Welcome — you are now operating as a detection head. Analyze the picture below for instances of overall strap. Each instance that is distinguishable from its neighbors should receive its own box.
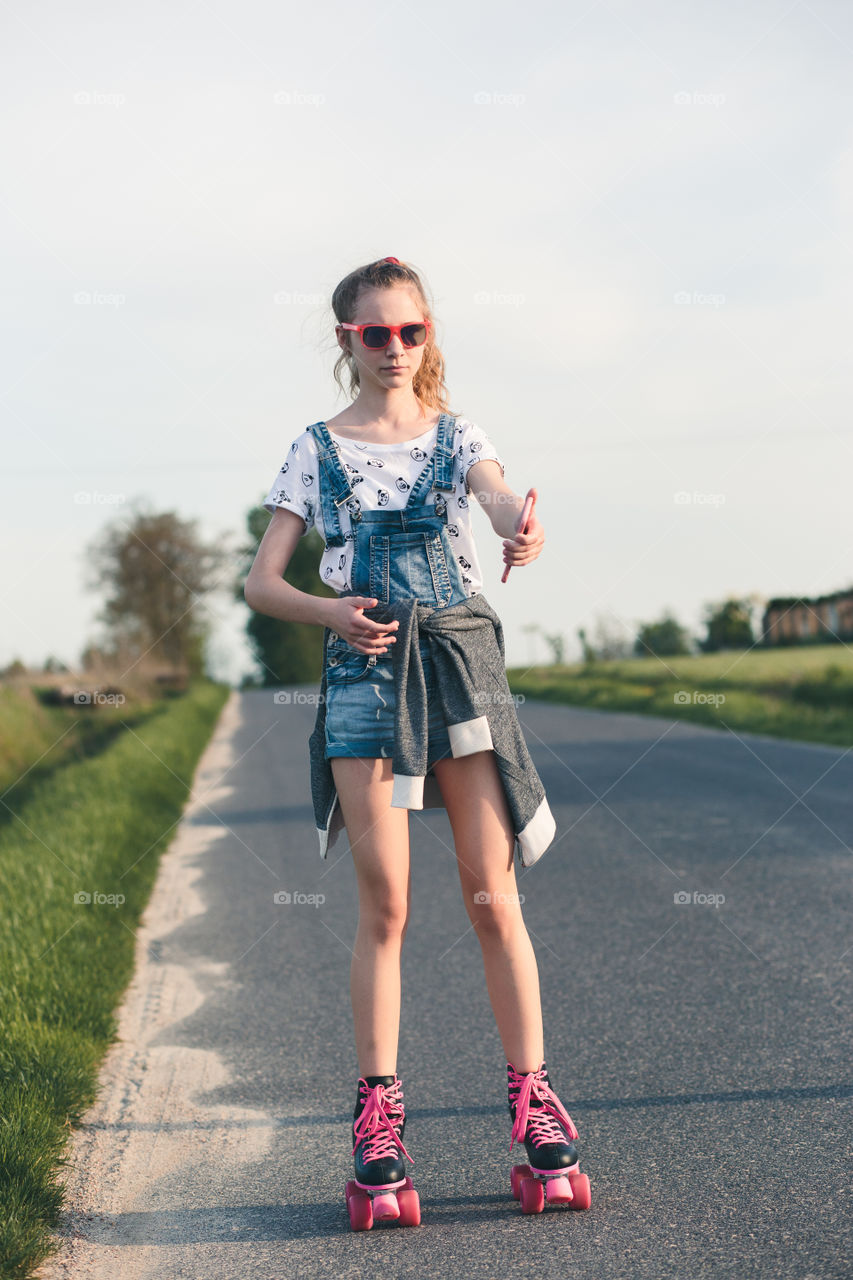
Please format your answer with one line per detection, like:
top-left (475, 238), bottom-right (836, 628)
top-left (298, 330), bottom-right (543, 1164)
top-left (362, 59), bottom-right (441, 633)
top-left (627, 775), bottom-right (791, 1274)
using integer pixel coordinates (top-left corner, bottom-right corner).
top-left (432, 411), bottom-right (457, 492)
top-left (405, 413), bottom-right (457, 509)
top-left (308, 421), bottom-right (357, 548)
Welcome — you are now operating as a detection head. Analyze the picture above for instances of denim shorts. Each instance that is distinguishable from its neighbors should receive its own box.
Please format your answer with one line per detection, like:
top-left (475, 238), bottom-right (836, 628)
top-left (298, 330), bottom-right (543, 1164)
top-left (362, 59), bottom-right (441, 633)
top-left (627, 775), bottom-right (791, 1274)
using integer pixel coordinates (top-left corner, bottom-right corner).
top-left (323, 632), bottom-right (453, 764)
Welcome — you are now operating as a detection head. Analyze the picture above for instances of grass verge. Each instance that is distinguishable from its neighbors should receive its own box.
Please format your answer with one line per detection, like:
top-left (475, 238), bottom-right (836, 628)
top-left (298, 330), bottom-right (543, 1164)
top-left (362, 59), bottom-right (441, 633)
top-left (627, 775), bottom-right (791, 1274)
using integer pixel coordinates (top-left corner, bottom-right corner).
top-left (0, 678), bottom-right (230, 1280)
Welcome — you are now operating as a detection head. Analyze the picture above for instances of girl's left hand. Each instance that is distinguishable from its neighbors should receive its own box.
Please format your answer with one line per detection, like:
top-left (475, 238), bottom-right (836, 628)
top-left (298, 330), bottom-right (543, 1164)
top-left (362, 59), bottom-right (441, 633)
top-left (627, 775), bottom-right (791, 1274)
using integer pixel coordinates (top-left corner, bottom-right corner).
top-left (502, 487), bottom-right (544, 568)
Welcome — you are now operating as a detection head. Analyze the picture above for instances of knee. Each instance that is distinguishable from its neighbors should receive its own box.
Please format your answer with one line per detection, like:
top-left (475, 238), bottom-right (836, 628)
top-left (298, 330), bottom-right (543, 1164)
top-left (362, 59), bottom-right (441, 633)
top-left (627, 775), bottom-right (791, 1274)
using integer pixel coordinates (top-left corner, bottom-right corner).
top-left (468, 892), bottom-right (524, 943)
top-left (359, 896), bottom-right (409, 945)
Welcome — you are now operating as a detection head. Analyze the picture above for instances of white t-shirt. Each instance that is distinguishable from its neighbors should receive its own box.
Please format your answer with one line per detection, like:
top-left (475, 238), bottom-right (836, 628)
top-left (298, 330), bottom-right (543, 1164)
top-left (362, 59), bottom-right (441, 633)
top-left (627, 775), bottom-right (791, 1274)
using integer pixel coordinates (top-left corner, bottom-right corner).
top-left (263, 417), bottom-right (505, 596)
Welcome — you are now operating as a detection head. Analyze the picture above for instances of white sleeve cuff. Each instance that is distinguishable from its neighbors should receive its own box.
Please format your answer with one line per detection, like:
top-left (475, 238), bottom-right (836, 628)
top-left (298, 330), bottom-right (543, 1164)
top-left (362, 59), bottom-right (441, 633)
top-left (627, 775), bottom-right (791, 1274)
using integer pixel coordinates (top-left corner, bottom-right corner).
top-left (391, 773), bottom-right (425, 809)
top-left (448, 715), bottom-right (493, 757)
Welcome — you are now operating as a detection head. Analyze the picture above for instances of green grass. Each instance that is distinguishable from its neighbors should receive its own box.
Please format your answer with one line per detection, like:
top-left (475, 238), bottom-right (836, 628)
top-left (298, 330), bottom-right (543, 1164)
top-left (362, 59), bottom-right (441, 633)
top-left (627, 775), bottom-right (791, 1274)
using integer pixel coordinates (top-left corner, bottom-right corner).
top-left (0, 678), bottom-right (230, 1280)
top-left (0, 682), bottom-right (171, 801)
top-left (506, 644), bottom-right (853, 747)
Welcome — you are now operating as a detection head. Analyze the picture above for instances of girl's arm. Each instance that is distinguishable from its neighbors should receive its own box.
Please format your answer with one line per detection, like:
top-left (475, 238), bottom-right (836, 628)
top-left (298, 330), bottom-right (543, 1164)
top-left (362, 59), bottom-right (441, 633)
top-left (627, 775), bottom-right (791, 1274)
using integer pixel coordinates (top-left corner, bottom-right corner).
top-left (245, 508), bottom-right (399, 652)
top-left (467, 460), bottom-right (545, 569)
top-left (245, 509), bottom-right (337, 626)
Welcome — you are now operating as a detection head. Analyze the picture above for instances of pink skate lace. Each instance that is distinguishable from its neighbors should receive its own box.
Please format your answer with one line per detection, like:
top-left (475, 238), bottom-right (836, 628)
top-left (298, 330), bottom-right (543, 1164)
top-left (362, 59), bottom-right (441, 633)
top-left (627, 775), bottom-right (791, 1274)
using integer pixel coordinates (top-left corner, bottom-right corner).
top-left (351, 1077), bottom-right (414, 1165)
top-left (508, 1062), bottom-right (579, 1152)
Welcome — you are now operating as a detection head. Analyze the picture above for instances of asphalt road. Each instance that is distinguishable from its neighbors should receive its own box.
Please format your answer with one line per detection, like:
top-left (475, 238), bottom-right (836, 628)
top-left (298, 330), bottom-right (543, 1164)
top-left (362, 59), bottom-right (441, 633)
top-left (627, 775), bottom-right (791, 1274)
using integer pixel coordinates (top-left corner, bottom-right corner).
top-left (45, 686), bottom-right (853, 1280)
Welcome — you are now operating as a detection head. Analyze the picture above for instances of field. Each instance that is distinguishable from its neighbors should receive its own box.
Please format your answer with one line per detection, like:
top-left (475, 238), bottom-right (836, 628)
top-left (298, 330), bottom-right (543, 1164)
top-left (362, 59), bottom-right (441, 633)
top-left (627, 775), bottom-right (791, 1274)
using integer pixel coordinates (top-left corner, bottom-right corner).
top-left (506, 643), bottom-right (853, 747)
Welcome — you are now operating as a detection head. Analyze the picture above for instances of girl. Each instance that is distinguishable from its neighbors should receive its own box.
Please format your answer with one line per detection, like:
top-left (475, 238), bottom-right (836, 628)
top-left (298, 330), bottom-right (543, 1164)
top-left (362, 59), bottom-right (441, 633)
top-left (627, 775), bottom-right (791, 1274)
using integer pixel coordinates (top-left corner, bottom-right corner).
top-left (245, 257), bottom-right (589, 1224)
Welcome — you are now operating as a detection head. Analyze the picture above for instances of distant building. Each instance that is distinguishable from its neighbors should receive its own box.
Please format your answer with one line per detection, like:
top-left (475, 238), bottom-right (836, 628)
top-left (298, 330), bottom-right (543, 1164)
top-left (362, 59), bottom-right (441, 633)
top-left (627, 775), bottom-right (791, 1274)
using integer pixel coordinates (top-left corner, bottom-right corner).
top-left (762, 588), bottom-right (853, 645)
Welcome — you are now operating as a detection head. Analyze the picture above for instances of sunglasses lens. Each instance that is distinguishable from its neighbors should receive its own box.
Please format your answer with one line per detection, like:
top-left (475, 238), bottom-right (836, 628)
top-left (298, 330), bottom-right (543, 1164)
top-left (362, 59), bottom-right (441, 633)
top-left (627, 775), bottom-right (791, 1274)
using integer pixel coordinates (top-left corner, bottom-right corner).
top-left (401, 323), bottom-right (427, 348)
top-left (362, 326), bottom-right (391, 348)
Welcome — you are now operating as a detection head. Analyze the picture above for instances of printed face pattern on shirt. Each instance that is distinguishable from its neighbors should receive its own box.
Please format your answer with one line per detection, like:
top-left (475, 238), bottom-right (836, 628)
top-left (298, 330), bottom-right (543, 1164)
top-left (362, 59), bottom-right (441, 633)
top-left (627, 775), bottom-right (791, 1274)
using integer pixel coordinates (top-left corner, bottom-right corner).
top-left (263, 418), bottom-right (505, 597)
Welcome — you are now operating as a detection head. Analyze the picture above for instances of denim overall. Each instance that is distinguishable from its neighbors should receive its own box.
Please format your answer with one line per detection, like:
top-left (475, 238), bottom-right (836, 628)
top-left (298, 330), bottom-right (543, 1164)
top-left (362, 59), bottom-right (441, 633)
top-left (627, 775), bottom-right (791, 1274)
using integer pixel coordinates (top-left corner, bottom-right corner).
top-left (309, 413), bottom-right (469, 752)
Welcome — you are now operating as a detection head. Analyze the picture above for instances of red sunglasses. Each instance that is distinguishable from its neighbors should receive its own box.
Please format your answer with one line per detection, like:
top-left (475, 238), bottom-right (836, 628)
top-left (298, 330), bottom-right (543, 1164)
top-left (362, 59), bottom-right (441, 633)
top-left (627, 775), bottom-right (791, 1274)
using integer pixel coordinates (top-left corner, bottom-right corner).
top-left (340, 319), bottom-right (431, 350)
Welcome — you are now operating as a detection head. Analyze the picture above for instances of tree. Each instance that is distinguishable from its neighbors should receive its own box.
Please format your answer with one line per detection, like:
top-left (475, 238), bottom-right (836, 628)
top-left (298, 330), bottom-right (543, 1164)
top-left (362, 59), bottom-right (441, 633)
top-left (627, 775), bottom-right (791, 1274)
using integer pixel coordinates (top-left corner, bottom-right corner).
top-left (42, 655), bottom-right (69, 673)
top-left (80, 644), bottom-right (107, 671)
top-left (577, 626), bottom-right (596, 666)
top-left (590, 611), bottom-right (634, 661)
top-left (0, 658), bottom-right (27, 680)
top-left (85, 501), bottom-right (228, 676)
top-left (634, 610), bottom-right (691, 657)
top-left (236, 505), bottom-right (336, 685)
top-left (541, 632), bottom-right (567, 664)
top-left (699, 597), bottom-right (755, 652)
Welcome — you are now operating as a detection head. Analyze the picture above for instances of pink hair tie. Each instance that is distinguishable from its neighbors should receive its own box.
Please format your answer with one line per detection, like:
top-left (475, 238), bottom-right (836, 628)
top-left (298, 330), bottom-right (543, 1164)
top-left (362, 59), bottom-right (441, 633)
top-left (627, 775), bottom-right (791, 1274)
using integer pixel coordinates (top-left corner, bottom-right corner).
top-left (383, 256), bottom-right (401, 264)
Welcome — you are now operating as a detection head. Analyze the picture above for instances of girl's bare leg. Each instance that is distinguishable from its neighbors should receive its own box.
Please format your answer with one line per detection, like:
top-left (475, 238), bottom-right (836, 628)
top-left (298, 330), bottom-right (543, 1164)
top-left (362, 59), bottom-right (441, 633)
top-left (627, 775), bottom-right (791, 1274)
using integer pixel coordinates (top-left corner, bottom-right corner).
top-left (331, 756), bottom-right (411, 1077)
top-left (431, 751), bottom-right (545, 1071)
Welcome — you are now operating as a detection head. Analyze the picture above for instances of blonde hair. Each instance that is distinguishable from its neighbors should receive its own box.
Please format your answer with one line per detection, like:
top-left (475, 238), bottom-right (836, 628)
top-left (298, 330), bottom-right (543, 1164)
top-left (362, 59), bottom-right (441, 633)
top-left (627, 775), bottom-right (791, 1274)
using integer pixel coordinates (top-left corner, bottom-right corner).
top-left (331, 257), bottom-right (458, 415)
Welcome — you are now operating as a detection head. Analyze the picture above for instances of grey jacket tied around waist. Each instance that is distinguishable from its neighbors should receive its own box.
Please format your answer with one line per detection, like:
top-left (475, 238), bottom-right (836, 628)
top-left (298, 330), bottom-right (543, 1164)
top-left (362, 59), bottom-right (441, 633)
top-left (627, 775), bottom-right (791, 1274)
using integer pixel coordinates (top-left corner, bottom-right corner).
top-left (308, 593), bottom-right (557, 868)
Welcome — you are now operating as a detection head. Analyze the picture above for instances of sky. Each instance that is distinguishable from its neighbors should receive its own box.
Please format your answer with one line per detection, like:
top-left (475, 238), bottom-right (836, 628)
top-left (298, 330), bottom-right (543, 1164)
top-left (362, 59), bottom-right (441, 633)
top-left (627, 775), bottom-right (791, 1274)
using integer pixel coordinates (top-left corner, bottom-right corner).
top-left (2, 0), bottom-right (851, 683)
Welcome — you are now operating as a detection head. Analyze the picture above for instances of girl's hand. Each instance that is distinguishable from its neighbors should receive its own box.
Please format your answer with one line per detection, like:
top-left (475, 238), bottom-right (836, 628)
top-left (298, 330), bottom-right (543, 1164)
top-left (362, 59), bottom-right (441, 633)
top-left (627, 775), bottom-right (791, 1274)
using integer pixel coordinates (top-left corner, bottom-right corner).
top-left (327, 596), bottom-right (399, 654)
top-left (502, 487), bottom-right (544, 570)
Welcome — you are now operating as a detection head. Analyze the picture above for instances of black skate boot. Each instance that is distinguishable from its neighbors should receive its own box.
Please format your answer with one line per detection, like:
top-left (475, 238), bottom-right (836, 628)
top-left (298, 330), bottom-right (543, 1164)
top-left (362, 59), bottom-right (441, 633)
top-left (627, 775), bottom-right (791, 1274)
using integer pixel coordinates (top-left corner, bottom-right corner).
top-left (507, 1060), bottom-right (591, 1213)
top-left (346, 1073), bottom-right (417, 1226)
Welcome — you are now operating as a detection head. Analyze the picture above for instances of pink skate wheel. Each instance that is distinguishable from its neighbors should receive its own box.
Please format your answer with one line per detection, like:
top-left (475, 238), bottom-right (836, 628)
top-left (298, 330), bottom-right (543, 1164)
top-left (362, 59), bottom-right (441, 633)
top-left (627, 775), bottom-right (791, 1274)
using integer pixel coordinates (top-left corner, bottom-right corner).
top-left (511, 1164), bottom-right (532, 1201)
top-left (520, 1176), bottom-right (545, 1214)
top-left (397, 1188), bottom-right (421, 1227)
top-left (545, 1174), bottom-right (573, 1204)
top-left (372, 1191), bottom-right (401, 1220)
top-left (346, 1186), bottom-right (373, 1231)
top-left (568, 1172), bottom-right (591, 1210)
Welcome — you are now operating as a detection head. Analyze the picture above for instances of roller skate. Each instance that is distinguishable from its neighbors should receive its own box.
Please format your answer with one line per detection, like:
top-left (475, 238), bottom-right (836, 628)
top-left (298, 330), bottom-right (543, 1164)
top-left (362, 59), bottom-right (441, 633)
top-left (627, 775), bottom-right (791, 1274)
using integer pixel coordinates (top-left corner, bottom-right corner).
top-left (345, 1073), bottom-right (420, 1230)
top-left (507, 1060), bottom-right (592, 1214)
